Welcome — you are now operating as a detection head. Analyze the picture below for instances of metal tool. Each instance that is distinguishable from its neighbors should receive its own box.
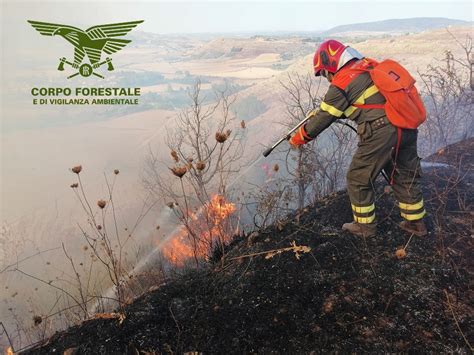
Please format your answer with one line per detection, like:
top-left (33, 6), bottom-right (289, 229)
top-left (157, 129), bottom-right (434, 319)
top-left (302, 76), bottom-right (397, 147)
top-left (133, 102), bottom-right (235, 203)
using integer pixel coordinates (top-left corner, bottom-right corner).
top-left (262, 109), bottom-right (317, 157)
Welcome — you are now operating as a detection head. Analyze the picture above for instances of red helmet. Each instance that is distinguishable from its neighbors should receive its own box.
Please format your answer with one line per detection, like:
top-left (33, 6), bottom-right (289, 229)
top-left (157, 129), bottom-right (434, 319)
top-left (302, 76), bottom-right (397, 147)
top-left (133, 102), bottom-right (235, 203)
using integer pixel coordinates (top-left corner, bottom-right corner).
top-left (313, 40), bottom-right (362, 77)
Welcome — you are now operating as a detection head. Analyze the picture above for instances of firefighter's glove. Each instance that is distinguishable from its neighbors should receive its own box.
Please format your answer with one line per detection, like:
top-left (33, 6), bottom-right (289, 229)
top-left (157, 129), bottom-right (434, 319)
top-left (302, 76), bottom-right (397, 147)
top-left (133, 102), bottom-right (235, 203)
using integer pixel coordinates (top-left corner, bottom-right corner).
top-left (289, 125), bottom-right (312, 148)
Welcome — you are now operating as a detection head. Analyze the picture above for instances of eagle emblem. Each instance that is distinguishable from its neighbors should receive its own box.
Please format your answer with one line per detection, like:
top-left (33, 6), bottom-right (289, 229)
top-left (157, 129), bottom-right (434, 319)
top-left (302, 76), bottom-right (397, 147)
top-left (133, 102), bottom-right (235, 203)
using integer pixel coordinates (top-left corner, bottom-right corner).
top-left (28, 20), bottom-right (144, 79)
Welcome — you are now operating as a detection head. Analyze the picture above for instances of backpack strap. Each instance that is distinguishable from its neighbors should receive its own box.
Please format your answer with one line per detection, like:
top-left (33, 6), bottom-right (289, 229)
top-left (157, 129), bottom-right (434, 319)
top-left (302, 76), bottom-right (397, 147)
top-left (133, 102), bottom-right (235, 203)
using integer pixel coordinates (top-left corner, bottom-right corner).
top-left (352, 103), bottom-right (385, 110)
top-left (332, 58), bottom-right (376, 89)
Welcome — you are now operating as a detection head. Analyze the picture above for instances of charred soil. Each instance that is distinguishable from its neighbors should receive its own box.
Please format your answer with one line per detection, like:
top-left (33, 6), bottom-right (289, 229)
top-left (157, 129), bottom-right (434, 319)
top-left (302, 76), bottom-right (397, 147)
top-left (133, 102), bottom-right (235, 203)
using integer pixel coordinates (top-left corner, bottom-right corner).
top-left (24, 139), bottom-right (473, 354)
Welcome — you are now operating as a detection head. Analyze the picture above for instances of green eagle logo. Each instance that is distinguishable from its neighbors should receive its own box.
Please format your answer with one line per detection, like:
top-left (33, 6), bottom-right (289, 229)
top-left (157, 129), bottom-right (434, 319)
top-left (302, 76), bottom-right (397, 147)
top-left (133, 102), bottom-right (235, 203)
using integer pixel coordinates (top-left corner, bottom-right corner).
top-left (28, 20), bottom-right (144, 79)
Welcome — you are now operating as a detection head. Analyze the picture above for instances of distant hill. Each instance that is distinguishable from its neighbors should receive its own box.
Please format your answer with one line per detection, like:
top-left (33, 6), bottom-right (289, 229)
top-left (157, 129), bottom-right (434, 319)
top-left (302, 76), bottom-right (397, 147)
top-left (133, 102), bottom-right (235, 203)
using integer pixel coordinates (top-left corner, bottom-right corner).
top-left (323, 17), bottom-right (470, 36)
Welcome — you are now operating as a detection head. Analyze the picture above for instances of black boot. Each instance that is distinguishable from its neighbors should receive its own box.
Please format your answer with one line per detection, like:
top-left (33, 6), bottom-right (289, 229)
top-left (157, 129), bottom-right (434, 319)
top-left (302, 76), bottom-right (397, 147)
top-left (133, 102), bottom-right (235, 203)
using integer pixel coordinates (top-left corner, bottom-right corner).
top-left (399, 219), bottom-right (428, 236)
top-left (342, 222), bottom-right (377, 237)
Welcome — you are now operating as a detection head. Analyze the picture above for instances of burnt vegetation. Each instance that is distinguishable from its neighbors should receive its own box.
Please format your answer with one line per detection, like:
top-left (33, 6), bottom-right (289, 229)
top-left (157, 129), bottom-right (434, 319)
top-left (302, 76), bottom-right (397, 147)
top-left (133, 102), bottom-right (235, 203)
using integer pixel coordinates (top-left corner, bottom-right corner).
top-left (21, 138), bottom-right (473, 354)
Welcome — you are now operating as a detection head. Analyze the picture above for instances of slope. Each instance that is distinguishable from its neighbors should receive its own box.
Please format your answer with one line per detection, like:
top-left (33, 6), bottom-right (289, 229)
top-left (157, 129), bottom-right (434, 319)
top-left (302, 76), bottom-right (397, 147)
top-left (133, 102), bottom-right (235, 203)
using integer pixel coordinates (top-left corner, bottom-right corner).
top-left (22, 138), bottom-right (473, 353)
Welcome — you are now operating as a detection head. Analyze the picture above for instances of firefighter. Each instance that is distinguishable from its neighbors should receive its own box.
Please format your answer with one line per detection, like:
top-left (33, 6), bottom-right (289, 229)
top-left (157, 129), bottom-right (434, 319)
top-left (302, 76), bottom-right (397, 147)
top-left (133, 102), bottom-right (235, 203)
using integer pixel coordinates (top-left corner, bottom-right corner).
top-left (289, 39), bottom-right (427, 237)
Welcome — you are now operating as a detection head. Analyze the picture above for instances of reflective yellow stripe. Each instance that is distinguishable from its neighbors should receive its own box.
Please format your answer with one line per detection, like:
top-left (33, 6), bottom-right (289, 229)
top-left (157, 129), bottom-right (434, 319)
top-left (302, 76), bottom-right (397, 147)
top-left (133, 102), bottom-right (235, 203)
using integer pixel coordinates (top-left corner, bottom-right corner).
top-left (399, 200), bottom-right (424, 211)
top-left (344, 106), bottom-right (357, 117)
top-left (320, 102), bottom-right (343, 117)
top-left (344, 85), bottom-right (380, 117)
top-left (351, 203), bottom-right (375, 214)
top-left (360, 85), bottom-right (379, 101)
top-left (401, 210), bottom-right (426, 221)
top-left (354, 214), bottom-right (376, 224)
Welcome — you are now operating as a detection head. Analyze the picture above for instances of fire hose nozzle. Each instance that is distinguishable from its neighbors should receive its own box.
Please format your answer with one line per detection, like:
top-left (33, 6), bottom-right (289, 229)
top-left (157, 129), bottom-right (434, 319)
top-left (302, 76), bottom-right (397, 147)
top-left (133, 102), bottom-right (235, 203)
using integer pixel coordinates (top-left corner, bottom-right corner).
top-left (262, 147), bottom-right (273, 157)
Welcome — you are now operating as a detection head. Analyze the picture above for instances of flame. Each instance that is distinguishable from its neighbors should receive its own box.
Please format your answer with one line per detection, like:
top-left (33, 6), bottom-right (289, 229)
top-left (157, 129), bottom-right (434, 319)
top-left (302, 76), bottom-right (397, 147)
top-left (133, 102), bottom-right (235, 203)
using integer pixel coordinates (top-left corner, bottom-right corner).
top-left (5, 347), bottom-right (14, 355)
top-left (161, 194), bottom-right (236, 266)
top-left (162, 232), bottom-right (195, 265)
top-left (207, 194), bottom-right (236, 224)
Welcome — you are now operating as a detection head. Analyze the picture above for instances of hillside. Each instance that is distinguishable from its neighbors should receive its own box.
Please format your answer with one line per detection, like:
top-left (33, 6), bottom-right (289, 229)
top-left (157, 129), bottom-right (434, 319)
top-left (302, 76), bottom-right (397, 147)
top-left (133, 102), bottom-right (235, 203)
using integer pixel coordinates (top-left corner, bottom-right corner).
top-left (22, 138), bottom-right (473, 353)
top-left (323, 17), bottom-right (470, 36)
top-left (2, 25), bottom-right (472, 354)
top-left (186, 36), bottom-right (314, 60)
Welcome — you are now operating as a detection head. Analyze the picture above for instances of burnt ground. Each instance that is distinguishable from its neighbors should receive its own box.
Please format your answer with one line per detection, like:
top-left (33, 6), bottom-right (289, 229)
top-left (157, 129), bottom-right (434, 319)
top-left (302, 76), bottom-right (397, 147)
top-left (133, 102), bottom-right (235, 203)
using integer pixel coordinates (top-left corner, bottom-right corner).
top-left (24, 139), bottom-right (473, 354)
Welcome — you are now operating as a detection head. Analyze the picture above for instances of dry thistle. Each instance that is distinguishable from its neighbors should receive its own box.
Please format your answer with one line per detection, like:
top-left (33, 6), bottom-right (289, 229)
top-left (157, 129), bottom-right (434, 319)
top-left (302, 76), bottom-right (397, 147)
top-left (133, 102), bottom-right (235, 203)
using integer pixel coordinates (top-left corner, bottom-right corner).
top-left (114, 169), bottom-right (120, 175)
top-left (71, 165), bottom-right (82, 174)
top-left (264, 241), bottom-right (311, 260)
top-left (97, 225), bottom-right (102, 230)
top-left (241, 120), bottom-right (246, 129)
top-left (395, 248), bottom-right (407, 259)
top-left (97, 200), bottom-right (106, 209)
top-left (91, 312), bottom-right (126, 325)
top-left (196, 161), bottom-right (206, 171)
top-left (215, 132), bottom-right (228, 143)
top-left (273, 164), bottom-right (279, 172)
top-left (33, 315), bottom-right (43, 326)
top-left (171, 150), bottom-right (179, 162)
top-left (170, 166), bottom-right (187, 178)
top-left (70, 183), bottom-right (79, 188)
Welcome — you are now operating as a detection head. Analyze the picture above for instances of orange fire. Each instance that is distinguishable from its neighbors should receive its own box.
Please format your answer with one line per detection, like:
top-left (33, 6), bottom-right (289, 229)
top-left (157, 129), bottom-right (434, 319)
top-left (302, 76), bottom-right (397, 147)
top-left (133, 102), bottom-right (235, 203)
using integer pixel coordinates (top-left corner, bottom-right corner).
top-left (161, 194), bottom-right (236, 266)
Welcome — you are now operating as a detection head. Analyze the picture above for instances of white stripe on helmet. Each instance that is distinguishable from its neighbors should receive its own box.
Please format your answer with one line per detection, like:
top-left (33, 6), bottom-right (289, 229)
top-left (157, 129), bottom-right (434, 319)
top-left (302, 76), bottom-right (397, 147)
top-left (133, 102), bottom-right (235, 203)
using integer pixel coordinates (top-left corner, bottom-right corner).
top-left (337, 47), bottom-right (364, 71)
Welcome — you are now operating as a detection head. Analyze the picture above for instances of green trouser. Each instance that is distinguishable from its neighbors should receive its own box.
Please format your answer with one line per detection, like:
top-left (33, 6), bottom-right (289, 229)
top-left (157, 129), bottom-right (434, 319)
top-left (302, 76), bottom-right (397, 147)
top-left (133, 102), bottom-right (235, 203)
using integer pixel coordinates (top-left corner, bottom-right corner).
top-left (347, 120), bottom-right (426, 224)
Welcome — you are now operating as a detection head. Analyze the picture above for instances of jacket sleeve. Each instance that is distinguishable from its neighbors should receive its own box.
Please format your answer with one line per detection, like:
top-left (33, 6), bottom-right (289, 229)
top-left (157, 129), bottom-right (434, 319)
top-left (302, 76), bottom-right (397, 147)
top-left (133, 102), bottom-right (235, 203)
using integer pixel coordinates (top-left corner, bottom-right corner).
top-left (304, 84), bottom-right (350, 139)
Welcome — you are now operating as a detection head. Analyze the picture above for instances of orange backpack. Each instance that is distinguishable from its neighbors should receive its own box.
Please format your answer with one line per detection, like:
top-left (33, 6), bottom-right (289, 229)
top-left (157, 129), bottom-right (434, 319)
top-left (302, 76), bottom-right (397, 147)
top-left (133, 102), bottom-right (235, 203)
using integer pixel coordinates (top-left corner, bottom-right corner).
top-left (334, 58), bottom-right (426, 129)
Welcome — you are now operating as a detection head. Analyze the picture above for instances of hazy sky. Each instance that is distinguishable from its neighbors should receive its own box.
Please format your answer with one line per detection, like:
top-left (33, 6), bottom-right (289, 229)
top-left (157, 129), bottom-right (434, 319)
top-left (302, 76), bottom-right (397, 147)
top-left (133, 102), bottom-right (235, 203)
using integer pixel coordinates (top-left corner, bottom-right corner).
top-left (2, 0), bottom-right (472, 33)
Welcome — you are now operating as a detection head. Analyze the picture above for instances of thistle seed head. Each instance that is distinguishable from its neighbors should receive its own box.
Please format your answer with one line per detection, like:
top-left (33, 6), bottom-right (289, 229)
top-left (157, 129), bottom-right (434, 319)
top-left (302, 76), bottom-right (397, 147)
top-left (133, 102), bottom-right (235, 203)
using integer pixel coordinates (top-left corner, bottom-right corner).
top-left (71, 165), bottom-right (82, 174)
top-left (97, 200), bottom-right (106, 209)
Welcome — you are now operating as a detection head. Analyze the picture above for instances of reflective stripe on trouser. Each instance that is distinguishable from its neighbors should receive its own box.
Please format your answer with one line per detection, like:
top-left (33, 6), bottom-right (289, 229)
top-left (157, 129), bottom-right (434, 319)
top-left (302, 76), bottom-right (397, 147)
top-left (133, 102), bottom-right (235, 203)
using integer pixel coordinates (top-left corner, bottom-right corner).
top-left (399, 199), bottom-right (426, 221)
top-left (352, 203), bottom-right (375, 224)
